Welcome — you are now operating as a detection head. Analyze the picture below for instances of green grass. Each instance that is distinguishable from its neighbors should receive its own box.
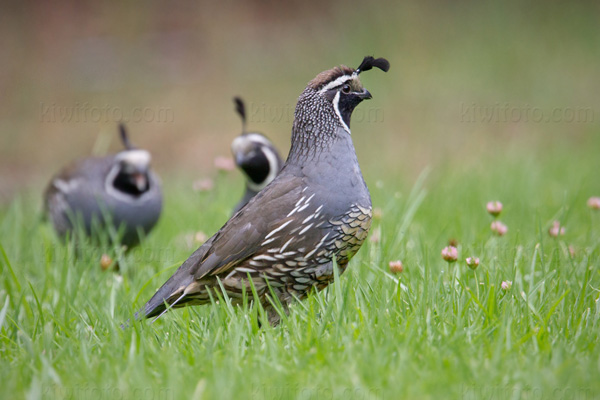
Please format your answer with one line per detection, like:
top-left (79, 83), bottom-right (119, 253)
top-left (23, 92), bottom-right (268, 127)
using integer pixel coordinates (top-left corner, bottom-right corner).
top-left (1, 0), bottom-right (599, 398)
top-left (1, 152), bottom-right (599, 400)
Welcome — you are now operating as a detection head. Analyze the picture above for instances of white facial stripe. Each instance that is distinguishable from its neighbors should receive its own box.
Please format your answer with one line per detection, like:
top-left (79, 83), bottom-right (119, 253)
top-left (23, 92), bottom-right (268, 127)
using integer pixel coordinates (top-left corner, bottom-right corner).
top-left (106, 164), bottom-right (133, 202)
top-left (116, 150), bottom-right (151, 169)
top-left (231, 133), bottom-right (274, 156)
top-left (332, 91), bottom-right (350, 135)
top-left (246, 146), bottom-right (279, 192)
top-left (318, 75), bottom-right (353, 94)
top-left (245, 133), bottom-right (273, 147)
top-left (231, 136), bottom-right (247, 155)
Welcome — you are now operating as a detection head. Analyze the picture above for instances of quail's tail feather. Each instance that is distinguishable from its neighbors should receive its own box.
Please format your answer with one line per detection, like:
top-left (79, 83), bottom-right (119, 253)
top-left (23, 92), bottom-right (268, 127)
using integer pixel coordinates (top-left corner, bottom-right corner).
top-left (137, 235), bottom-right (215, 321)
top-left (142, 267), bottom-right (195, 319)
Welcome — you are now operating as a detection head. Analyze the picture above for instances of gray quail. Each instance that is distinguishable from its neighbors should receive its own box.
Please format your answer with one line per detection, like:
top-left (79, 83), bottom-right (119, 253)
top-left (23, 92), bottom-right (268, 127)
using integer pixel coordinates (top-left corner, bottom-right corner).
top-left (142, 56), bottom-right (389, 324)
top-left (231, 97), bottom-right (284, 214)
top-left (44, 124), bottom-right (162, 248)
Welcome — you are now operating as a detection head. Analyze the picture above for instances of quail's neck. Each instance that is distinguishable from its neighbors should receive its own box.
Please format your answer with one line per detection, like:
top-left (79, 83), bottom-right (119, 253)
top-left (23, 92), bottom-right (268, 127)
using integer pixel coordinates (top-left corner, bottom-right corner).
top-left (287, 88), bottom-right (347, 165)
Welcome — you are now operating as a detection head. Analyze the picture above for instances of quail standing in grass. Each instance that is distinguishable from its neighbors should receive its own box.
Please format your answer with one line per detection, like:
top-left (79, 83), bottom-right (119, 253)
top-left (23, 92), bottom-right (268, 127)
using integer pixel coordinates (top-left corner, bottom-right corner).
top-left (44, 124), bottom-right (162, 248)
top-left (231, 97), bottom-right (284, 214)
top-left (142, 56), bottom-right (389, 324)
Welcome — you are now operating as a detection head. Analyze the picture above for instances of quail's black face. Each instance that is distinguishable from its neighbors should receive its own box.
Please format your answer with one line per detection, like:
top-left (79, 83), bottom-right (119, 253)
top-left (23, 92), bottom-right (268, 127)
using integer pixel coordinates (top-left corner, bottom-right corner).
top-left (114, 163), bottom-right (149, 196)
top-left (112, 150), bottom-right (152, 196)
top-left (321, 76), bottom-right (371, 129)
top-left (237, 144), bottom-right (270, 184)
top-left (231, 133), bottom-right (281, 191)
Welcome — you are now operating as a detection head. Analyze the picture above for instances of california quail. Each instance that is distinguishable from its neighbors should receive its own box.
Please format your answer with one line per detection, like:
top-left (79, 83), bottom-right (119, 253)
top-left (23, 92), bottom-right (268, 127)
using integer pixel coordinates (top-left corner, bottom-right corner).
top-left (231, 97), bottom-right (284, 213)
top-left (44, 124), bottom-right (162, 248)
top-left (142, 56), bottom-right (389, 324)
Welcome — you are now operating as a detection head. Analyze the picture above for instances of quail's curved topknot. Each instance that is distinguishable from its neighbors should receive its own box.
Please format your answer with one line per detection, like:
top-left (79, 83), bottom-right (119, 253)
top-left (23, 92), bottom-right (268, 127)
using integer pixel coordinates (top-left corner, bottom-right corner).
top-left (308, 56), bottom-right (389, 90)
top-left (356, 56), bottom-right (390, 74)
top-left (119, 123), bottom-right (135, 150)
top-left (233, 97), bottom-right (247, 132)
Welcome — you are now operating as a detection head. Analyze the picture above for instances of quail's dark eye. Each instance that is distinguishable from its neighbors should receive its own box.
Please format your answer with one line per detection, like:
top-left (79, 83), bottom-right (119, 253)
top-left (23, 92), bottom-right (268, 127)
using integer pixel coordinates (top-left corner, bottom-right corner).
top-left (341, 84), bottom-right (351, 94)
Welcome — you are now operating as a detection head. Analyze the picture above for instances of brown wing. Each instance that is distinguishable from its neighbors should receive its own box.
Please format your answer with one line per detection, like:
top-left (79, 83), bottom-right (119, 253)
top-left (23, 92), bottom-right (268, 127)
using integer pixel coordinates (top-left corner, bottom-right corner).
top-left (143, 171), bottom-right (307, 317)
top-left (194, 172), bottom-right (306, 278)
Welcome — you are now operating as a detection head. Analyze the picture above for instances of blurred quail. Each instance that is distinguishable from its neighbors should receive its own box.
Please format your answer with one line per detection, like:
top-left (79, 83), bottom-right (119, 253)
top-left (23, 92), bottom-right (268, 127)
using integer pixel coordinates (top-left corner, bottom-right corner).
top-left (142, 56), bottom-right (389, 324)
top-left (44, 124), bottom-right (162, 247)
top-left (231, 97), bottom-right (283, 214)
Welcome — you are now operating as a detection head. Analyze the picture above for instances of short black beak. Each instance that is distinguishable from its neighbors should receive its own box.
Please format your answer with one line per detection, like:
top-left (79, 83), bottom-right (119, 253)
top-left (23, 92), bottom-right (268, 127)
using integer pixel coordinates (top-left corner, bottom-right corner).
top-left (358, 89), bottom-right (372, 100)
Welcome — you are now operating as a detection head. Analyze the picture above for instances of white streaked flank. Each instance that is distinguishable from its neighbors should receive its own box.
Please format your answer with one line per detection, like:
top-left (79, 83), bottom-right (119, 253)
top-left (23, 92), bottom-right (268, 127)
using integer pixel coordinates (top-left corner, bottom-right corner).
top-left (302, 214), bottom-right (315, 224)
top-left (253, 254), bottom-right (277, 262)
top-left (261, 237), bottom-right (276, 246)
top-left (305, 232), bottom-right (330, 259)
top-left (235, 267), bottom-right (256, 274)
top-left (297, 204), bottom-right (310, 213)
top-left (279, 237), bottom-right (294, 253)
top-left (299, 223), bottom-right (313, 235)
top-left (295, 196), bottom-right (306, 207)
top-left (264, 219), bottom-right (293, 239)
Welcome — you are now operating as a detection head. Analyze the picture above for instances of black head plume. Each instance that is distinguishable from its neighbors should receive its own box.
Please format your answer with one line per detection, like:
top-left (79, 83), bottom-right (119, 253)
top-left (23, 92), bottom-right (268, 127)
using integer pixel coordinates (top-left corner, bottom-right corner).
top-left (234, 97), bottom-right (247, 133)
top-left (119, 123), bottom-right (135, 150)
top-left (356, 56), bottom-right (390, 74)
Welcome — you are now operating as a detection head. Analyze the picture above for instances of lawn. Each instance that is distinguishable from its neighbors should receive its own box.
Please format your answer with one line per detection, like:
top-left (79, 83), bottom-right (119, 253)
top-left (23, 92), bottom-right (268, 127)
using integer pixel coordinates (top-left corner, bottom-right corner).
top-left (1, 146), bottom-right (599, 399)
top-left (1, 1), bottom-right (600, 399)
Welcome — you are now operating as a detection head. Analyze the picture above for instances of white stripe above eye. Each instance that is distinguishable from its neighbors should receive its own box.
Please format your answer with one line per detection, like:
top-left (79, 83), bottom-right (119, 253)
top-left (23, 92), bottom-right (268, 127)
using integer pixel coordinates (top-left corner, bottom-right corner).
top-left (332, 91), bottom-right (351, 135)
top-left (318, 75), bottom-right (353, 94)
top-left (116, 150), bottom-right (151, 169)
top-left (244, 133), bottom-right (273, 147)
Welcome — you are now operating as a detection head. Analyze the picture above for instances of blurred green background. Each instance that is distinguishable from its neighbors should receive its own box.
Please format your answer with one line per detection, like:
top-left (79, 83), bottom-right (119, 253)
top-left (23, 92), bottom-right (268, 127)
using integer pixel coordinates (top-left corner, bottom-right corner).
top-left (1, 0), bottom-right (598, 203)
